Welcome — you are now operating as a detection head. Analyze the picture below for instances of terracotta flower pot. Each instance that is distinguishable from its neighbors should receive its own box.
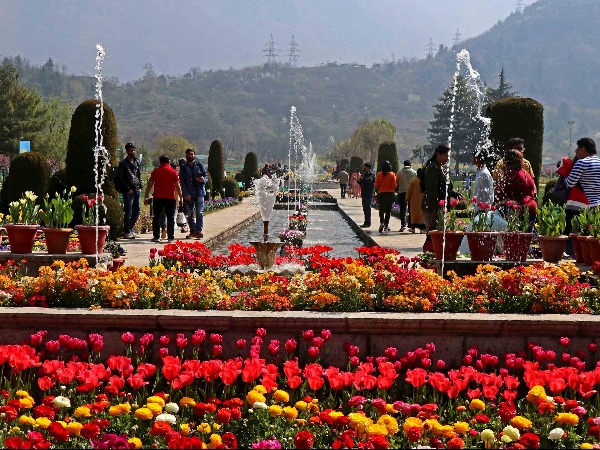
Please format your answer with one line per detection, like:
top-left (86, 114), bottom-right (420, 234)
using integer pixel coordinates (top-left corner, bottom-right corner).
top-left (111, 257), bottom-right (126, 272)
top-left (466, 232), bottom-right (498, 262)
top-left (538, 235), bottom-right (568, 263)
top-left (589, 237), bottom-right (600, 265)
top-left (429, 230), bottom-right (464, 261)
top-left (578, 235), bottom-right (594, 266)
top-left (75, 225), bottom-right (110, 255)
top-left (44, 228), bottom-right (73, 254)
top-left (570, 233), bottom-right (583, 263)
top-left (5, 224), bottom-right (39, 254)
top-left (501, 232), bottom-right (533, 262)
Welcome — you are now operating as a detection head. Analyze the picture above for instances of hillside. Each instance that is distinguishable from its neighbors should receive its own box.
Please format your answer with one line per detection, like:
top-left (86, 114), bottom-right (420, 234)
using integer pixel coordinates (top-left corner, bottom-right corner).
top-left (4, 0), bottom-right (600, 163)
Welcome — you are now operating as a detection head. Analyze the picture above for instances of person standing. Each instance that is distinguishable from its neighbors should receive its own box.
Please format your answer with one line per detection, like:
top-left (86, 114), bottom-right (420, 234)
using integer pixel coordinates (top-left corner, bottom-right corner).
top-left (421, 145), bottom-right (452, 234)
top-left (556, 156), bottom-right (588, 256)
top-left (396, 160), bottom-right (417, 232)
top-left (143, 155), bottom-right (183, 243)
top-left (565, 137), bottom-right (600, 207)
top-left (405, 168), bottom-right (425, 233)
top-left (358, 163), bottom-right (375, 228)
top-left (117, 143), bottom-right (142, 239)
top-left (338, 168), bottom-right (349, 199)
top-left (350, 169), bottom-right (361, 198)
top-left (374, 160), bottom-right (397, 233)
top-left (493, 137), bottom-right (536, 195)
top-left (180, 148), bottom-right (208, 239)
top-left (495, 150), bottom-right (537, 228)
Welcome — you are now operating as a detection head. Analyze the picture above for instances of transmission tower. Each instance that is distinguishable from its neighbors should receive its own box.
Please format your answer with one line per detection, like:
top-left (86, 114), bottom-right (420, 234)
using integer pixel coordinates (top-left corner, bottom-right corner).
top-left (287, 35), bottom-right (300, 67)
top-left (453, 29), bottom-right (462, 48)
top-left (263, 33), bottom-right (279, 66)
top-left (425, 38), bottom-right (435, 58)
top-left (516, 0), bottom-right (524, 13)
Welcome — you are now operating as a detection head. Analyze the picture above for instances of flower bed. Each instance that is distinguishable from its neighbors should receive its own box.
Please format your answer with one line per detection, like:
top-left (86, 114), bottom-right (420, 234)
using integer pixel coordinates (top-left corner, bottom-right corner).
top-left (0, 244), bottom-right (596, 314)
top-left (0, 329), bottom-right (599, 448)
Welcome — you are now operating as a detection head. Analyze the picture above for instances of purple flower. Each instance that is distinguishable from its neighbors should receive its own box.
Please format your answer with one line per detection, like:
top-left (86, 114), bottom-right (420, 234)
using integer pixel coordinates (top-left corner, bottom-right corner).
top-left (252, 440), bottom-right (283, 449)
top-left (91, 433), bottom-right (134, 449)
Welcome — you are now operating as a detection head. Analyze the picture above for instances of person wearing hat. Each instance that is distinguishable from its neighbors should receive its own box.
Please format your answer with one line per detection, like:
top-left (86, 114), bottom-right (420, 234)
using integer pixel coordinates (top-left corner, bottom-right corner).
top-left (396, 160), bottom-right (417, 232)
top-left (117, 143), bottom-right (142, 239)
top-left (358, 163), bottom-right (375, 227)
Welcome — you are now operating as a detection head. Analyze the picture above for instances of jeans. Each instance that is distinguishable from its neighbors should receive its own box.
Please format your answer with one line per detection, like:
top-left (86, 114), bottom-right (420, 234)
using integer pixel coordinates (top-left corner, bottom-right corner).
top-left (123, 191), bottom-right (140, 234)
top-left (152, 198), bottom-right (176, 239)
top-left (362, 195), bottom-right (372, 225)
top-left (397, 192), bottom-right (407, 227)
top-left (185, 196), bottom-right (204, 234)
top-left (340, 184), bottom-right (347, 198)
top-left (378, 192), bottom-right (395, 227)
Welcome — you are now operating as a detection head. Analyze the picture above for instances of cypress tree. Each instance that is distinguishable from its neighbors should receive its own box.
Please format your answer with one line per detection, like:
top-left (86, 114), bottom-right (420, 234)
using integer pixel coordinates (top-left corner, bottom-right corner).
top-left (0, 152), bottom-right (50, 214)
top-left (208, 140), bottom-right (225, 198)
top-left (486, 97), bottom-right (544, 188)
top-left (242, 152), bottom-right (259, 189)
top-left (377, 142), bottom-right (399, 174)
top-left (349, 156), bottom-right (364, 174)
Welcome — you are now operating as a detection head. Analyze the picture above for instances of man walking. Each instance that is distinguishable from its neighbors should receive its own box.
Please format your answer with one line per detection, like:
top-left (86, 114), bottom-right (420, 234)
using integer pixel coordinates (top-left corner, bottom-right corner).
top-left (396, 160), bottom-right (417, 232)
top-left (117, 143), bottom-right (142, 239)
top-left (144, 155), bottom-right (183, 243)
top-left (338, 168), bottom-right (349, 199)
top-left (358, 163), bottom-right (376, 228)
top-left (180, 148), bottom-right (208, 239)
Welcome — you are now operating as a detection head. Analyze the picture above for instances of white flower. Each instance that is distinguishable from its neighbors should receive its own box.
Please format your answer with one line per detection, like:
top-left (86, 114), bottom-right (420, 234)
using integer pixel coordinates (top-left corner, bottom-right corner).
top-left (253, 401), bottom-right (268, 410)
top-left (480, 429), bottom-right (495, 442)
top-left (548, 428), bottom-right (565, 440)
top-left (165, 402), bottom-right (179, 414)
top-left (502, 425), bottom-right (520, 442)
top-left (155, 413), bottom-right (177, 424)
top-left (53, 396), bottom-right (71, 409)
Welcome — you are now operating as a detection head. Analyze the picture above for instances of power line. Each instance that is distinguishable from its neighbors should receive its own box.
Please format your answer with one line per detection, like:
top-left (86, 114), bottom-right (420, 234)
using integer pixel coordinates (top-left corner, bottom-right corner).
top-left (263, 33), bottom-right (279, 66)
top-left (287, 35), bottom-right (300, 68)
top-left (453, 29), bottom-right (462, 48)
top-left (516, 0), bottom-right (524, 13)
top-left (425, 38), bottom-right (435, 58)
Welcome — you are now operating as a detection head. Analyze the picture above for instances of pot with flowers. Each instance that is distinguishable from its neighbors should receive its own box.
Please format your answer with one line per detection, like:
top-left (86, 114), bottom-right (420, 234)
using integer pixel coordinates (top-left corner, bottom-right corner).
top-left (75, 195), bottom-right (110, 255)
top-left (573, 208), bottom-right (595, 265)
top-left (465, 198), bottom-right (498, 262)
top-left (288, 213), bottom-right (307, 232)
top-left (5, 191), bottom-right (40, 254)
top-left (501, 200), bottom-right (533, 262)
top-left (429, 198), bottom-right (465, 261)
top-left (104, 240), bottom-right (127, 271)
top-left (536, 200), bottom-right (568, 263)
top-left (279, 228), bottom-right (305, 249)
top-left (39, 187), bottom-right (76, 254)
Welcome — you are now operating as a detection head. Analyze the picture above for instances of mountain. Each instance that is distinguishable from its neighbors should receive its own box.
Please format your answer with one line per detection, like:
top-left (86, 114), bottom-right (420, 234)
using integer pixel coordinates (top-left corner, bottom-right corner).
top-left (3, 0), bottom-right (600, 163)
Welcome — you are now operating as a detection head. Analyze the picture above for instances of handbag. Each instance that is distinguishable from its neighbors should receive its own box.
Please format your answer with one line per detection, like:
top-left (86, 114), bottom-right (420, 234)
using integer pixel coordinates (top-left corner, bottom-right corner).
top-left (176, 204), bottom-right (187, 227)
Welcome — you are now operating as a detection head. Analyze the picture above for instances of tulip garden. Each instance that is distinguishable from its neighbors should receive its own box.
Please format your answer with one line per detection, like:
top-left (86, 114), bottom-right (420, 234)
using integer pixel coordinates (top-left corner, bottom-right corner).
top-left (1, 243), bottom-right (600, 448)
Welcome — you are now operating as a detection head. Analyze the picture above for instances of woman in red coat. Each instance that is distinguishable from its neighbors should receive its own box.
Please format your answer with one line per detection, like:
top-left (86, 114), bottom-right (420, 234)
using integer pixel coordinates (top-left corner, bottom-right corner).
top-left (495, 150), bottom-right (537, 228)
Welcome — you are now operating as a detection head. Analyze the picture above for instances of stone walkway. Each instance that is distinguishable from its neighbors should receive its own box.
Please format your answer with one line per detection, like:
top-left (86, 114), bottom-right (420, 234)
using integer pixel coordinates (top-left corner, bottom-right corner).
top-left (119, 192), bottom-right (426, 267)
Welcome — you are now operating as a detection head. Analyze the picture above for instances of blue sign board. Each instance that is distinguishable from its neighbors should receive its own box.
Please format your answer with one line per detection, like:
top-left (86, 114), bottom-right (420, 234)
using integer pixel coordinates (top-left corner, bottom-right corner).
top-left (19, 141), bottom-right (30, 153)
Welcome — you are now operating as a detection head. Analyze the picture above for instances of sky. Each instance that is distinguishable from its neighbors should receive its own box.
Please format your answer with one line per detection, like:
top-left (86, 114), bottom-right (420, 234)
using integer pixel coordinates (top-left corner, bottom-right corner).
top-left (0, 0), bottom-right (530, 81)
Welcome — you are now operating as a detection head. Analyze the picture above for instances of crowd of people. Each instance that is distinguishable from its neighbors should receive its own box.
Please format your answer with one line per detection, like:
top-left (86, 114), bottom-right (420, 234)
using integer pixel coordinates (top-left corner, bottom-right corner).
top-left (335, 135), bottom-right (600, 258)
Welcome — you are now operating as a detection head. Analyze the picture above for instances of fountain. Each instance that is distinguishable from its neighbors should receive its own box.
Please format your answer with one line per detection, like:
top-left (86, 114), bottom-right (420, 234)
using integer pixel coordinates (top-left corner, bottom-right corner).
top-left (249, 175), bottom-right (283, 269)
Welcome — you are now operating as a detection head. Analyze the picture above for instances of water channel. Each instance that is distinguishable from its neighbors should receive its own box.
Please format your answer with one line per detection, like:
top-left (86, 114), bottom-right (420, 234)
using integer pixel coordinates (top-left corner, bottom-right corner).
top-left (212, 207), bottom-right (366, 257)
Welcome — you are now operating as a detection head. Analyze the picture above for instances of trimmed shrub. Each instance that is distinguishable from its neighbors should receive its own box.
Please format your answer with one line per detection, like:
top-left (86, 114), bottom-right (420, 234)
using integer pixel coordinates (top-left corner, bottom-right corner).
top-left (0, 152), bottom-right (50, 214)
top-left (223, 178), bottom-right (241, 199)
top-left (242, 152), bottom-right (258, 189)
top-left (486, 97), bottom-right (544, 188)
top-left (208, 140), bottom-right (225, 199)
top-left (234, 172), bottom-right (246, 188)
top-left (349, 156), bottom-right (364, 174)
top-left (377, 142), bottom-right (399, 174)
top-left (65, 99), bottom-right (118, 197)
top-left (340, 158), bottom-right (349, 171)
top-left (47, 168), bottom-right (68, 199)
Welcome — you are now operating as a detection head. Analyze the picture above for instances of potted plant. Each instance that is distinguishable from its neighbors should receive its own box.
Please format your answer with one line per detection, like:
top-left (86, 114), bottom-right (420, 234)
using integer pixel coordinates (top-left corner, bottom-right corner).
top-left (501, 200), bottom-right (533, 262)
top-left (75, 195), bottom-right (110, 255)
top-left (429, 199), bottom-right (465, 261)
top-left (536, 200), bottom-right (568, 263)
top-left (39, 187), bottom-right (77, 254)
top-left (279, 228), bottom-right (305, 249)
top-left (104, 240), bottom-right (127, 271)
top-left (5, 191), bottom-right (40, 254)
top-left (573, 208), bottom-right (595, 265)
top-left (465, 198), bottom-right (498, 262)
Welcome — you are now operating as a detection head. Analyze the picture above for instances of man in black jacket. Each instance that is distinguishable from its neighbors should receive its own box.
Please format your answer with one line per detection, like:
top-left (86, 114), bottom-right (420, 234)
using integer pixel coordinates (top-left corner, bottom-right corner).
top-left (117, 143), bottom-right (142, 239)
top-left (358, 163), bottom-right (376, 228)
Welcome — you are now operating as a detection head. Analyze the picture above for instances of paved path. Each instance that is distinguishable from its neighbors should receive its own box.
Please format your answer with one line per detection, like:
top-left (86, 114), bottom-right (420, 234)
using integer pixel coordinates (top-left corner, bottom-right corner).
top-left (119, 193), bottom-right (425, 267)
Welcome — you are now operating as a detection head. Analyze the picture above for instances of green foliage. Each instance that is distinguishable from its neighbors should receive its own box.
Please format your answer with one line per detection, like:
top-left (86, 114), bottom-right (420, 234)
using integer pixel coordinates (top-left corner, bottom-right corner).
top-left (234, 172), bottom-right (246, 187)
top-left (34, 97), bottom-right (72, 166)
top-left (0, 152), bottom-right (50, 214)
top-left (208, 140), bottom-right (224, 199)
top-left (376, 142), bottom-right (399, 174)
top-left (47, 168), bottom-right (68, 199)
top-left (428, 75), bottom-right (484, 173)
top-left (339, 158), bottom-right (349, 171)
top-left (573, 208), bottom-right (594, 236)
top-left (542, 179), bottom-right (564, 206)
top-left (151, 134), bottom-right (194, 164)
top-left (486, 67), bottom-right (517, 104)
top-left (349, 156), bottom-right (363, 174)
top-left (242, 152), bottom-right (258, 189)
top-left (222, 178), bottom-right (241, 199)
top-left (0, 65), bottom-right (49, 155)
top-left (39, 187), bottom-right (76, 228)
top-left (332, 119), bottom-right (396, 165)
top-left (72, 194), bottom-right (123, 240)
top-left (486, 97), bottom-right (544, 188)
top-left (536, 200), bottom-right (566, 236)
top-left (65, 99), bottom-right (118, 196)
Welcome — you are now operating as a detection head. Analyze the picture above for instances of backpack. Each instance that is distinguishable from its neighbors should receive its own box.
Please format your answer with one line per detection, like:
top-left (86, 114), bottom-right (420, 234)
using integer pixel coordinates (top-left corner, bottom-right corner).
top-left (552, 176), bottom-right (570, 204)
top-left (110, 165), bottom-right (126, 193)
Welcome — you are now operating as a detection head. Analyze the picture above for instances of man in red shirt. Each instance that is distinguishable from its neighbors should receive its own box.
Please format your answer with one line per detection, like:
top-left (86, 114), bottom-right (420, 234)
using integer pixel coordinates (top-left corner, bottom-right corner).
top-left (143, 155), bottom-right (183, 242)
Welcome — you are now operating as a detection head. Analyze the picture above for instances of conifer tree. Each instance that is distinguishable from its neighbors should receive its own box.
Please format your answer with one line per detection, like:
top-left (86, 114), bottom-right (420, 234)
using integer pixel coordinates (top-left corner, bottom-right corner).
top-left (427, 75), bottom-right (484, 175)
top-left (486, 67), bottom-right (517, 104)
